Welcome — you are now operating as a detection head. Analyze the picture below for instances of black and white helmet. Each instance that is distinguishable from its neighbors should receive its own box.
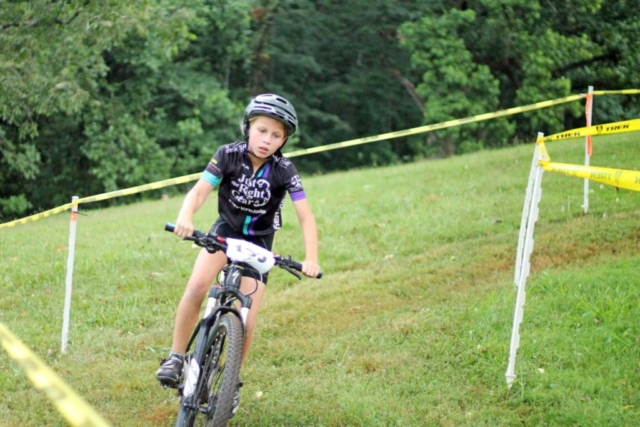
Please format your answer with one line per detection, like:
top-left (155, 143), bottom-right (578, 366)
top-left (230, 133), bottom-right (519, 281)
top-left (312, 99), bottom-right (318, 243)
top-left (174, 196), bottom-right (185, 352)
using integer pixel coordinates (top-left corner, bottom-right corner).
top-left (242, 94), bottom-right (298, 139)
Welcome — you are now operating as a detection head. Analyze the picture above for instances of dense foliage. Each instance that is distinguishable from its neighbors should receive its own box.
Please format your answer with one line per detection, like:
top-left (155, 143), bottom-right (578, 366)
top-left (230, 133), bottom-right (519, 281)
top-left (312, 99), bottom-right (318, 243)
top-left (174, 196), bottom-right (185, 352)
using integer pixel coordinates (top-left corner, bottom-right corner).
top-left (1, 0), bottom-right (639, 219)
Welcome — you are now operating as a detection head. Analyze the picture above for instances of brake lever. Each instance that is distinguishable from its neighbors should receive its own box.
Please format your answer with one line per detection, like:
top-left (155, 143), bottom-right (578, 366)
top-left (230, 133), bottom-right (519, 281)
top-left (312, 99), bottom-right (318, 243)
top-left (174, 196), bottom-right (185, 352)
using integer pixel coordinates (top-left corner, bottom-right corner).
top-left (183, 233), bottom-right (220, 253)
top-left (183, 236), bottom-right (201, 245)
top-left (281, 264), bottom-right (302, 280)
top-left (204, 245), bottom-right (218, 254)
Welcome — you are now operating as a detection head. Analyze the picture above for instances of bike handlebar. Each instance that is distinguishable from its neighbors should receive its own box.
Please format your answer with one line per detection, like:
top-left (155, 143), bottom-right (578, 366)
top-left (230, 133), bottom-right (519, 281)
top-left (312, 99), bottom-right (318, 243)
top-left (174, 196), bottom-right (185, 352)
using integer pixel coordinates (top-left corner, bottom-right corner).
top-left (165, 222), bottom-right (322, 279)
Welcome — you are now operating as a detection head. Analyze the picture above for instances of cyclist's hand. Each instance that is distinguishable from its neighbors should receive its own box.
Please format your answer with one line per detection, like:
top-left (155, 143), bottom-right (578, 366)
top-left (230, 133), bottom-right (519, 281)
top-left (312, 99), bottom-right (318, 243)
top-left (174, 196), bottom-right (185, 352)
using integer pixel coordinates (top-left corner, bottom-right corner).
top-left (301, 260), bottom-right (321, 278)
top-left (173, 216), bottom-right (195, 239)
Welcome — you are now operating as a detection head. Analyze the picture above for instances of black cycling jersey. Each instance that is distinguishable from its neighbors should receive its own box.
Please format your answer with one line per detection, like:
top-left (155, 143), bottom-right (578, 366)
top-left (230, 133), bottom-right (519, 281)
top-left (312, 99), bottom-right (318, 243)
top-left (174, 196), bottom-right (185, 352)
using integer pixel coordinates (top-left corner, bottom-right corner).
top-left (202, 141), bottom-right (306, 236)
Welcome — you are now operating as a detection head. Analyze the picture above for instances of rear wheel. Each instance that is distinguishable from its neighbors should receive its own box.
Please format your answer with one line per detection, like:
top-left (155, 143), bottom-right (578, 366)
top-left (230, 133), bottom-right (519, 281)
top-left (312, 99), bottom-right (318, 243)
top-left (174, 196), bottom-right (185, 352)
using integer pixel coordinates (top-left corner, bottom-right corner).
top-left (202, 313), bottom-right (244, 427)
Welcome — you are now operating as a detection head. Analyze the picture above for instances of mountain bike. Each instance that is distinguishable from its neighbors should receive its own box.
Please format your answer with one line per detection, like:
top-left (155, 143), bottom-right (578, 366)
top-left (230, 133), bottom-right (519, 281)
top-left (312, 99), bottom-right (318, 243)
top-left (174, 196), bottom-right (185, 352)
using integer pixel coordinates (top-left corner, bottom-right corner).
top-left (161, 222), bottom-right (322, 427)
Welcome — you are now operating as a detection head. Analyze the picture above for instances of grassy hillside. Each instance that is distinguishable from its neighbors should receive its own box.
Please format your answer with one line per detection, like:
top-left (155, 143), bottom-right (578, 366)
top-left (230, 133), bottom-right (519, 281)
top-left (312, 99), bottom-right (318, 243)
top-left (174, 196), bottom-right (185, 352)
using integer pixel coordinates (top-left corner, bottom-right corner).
top-left (1, 132), bottom-right (639, 426)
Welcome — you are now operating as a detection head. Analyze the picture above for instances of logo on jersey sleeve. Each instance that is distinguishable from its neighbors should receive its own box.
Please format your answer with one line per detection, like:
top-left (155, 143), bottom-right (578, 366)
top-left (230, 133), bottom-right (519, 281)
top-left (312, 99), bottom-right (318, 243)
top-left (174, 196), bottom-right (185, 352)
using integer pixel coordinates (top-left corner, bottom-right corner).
top-left (290, 175), bottom-right (303, 191)
top-left (206, 157), bottom-right (222, 175)
top-left (275, 154), bottom-right (292, 168)
top-left (224, 142), bottom-right (246, 154)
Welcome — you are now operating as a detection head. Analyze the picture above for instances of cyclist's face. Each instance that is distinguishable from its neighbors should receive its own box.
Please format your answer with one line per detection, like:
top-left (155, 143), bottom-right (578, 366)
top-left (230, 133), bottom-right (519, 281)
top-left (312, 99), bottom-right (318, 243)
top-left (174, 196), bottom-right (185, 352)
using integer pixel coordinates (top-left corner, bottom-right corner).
top-left (247, 116), bottom-right (287, 158)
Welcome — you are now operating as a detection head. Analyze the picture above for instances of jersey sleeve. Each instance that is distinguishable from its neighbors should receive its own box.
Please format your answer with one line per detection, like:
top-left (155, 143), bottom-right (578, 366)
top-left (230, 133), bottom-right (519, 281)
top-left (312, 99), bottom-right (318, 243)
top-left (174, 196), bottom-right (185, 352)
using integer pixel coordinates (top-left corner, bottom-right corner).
top-left (202, 146), bottom-right (226, 187)
top-left (283, 161), bottom-right (306, 202)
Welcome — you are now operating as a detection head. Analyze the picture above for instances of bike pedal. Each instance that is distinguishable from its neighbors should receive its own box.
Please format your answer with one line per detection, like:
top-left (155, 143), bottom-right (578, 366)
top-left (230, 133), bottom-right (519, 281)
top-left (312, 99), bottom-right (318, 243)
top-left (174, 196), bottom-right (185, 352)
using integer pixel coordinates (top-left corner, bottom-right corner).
top-left (160, 380), bottom-right (179, 389)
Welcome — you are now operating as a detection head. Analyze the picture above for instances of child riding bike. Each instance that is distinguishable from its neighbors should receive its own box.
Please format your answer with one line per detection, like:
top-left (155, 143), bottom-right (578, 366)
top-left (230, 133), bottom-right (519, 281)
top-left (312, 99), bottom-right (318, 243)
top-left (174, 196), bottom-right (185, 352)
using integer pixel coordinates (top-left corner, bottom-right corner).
top-left (156, 94), bottom-right (321, 416)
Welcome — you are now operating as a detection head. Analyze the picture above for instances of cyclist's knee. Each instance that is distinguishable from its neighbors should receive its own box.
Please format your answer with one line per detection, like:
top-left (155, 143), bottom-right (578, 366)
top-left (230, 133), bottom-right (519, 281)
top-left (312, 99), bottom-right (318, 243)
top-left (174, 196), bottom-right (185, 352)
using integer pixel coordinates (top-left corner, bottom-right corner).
top-left (183, 279), bottom-right (209, 303)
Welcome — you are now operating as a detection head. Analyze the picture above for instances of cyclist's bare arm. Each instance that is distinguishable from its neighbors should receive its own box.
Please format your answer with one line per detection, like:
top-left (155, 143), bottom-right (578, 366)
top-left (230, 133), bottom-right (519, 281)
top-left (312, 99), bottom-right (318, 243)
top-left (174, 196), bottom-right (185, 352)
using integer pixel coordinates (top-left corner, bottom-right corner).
top-left (292, 198), bottom-right (321, 278)
top-left (175, 179), bottom-right (215, 238)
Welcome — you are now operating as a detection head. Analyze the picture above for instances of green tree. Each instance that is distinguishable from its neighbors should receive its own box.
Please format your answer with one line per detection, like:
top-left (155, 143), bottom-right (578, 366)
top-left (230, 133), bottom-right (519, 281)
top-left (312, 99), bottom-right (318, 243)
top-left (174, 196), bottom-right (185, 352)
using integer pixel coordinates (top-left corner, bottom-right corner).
top-left (0, 1), bottom-right (183, 216)
top-left (399, 0), bottom-right (640, 155)
top-left (243, 0), bottom-right (431, 171)
top-left (537, 0), bottom-right (640, 124)
top-left (0, 1), bottom-right (251, 219)
top-left (399, 8), bottom-right (515, 157)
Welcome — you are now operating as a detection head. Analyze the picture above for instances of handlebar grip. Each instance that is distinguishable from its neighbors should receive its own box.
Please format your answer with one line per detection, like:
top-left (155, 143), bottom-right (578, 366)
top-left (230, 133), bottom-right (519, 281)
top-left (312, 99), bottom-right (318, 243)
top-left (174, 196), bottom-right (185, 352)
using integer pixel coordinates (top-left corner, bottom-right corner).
top-left (164, 222), bottom-right (209, 243)
top-left (290, 260), bottom-right (303, 272)
top-left (290, 260), bottom-right (323, 279)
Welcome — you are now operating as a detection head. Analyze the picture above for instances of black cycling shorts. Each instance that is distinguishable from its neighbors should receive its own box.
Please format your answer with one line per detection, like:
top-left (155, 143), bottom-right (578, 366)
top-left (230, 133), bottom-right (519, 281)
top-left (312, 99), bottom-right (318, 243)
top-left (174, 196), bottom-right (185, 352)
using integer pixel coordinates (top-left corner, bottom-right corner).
top-left (209, 218), bottom-right (275, 284)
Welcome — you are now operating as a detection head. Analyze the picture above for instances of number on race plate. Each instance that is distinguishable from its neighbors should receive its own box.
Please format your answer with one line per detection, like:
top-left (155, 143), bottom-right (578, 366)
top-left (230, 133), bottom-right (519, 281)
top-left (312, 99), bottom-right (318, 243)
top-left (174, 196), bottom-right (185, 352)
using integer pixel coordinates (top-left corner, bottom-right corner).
top-left (225, 238), bottom-right (275, 274)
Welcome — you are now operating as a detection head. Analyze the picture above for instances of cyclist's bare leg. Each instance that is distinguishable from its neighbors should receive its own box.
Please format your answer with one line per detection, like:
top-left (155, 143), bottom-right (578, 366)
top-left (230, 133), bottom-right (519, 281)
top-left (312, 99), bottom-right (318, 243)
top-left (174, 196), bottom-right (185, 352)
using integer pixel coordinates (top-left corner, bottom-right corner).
top-left (238, 277), bottom-right (266, 366)
top-left (171, 248), bottom-right (227, 353)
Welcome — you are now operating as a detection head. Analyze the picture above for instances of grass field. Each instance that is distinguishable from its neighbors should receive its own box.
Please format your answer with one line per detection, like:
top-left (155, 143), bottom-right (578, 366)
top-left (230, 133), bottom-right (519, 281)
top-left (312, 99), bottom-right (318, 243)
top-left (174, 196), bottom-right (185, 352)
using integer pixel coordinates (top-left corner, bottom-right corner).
top-left (1, 132), bottom-right (639, 426)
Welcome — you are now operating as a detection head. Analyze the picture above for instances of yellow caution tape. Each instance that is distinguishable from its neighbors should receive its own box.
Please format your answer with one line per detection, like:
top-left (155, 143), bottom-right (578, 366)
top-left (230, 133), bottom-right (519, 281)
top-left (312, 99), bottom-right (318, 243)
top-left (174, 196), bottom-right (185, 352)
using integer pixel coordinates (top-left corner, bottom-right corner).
top-left (0, 173), bottom-right (201, 229)
top-left (543, 118), bottom-right (640, 142)
top-left (537, 140), bottom-right (640, 192)
top-left (0, 203), bottom-right (75, 228)
top-left (0, 323), bottom-right (111, 427)
top-left (73, 172), bottom-right (200, 205)
top-left (536, 135), bottom-right (551, 163)
top-left (540, 161), bottom-right (640, 192)
top-left (285, 90), bottom-right (640, 158)
top-left (2, 90), bottom-right (640, 229)
top-left (285, 94), bottom-right (585, 158)
top-left (592, 89), bottom-right (640, 95)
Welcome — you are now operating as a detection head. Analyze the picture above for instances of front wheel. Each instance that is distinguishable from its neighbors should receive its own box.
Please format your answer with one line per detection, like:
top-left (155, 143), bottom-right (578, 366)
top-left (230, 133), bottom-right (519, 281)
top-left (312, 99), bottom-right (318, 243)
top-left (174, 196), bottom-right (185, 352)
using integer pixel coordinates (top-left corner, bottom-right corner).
top-left (174, 403), bottom-right (197, 427)
top-left (202, 313), bottom-right (244, 427)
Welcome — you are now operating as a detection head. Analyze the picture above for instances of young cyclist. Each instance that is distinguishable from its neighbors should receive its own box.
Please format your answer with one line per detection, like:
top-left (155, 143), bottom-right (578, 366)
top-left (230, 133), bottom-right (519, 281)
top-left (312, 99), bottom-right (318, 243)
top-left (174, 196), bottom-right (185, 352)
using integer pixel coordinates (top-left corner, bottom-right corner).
top-left (156, 94), bottom-right (321, 415)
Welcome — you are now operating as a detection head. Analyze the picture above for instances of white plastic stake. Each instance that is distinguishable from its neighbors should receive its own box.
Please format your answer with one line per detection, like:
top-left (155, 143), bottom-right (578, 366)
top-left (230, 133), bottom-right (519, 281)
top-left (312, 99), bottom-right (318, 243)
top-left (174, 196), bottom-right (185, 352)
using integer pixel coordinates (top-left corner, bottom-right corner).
top-left (514, 143), bottom-right (540, 286)
top-left (61, 196), bottom-right (79, 354)
top-left (583, 86), bottom-right (594, 214)
top-left (506, 134), bottom-right (545, 389)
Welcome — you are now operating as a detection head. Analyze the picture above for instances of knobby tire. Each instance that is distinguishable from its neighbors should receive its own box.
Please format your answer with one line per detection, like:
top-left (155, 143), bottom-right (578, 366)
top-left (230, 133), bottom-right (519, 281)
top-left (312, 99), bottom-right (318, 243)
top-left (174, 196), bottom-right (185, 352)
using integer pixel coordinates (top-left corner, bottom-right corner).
top-left (174, 313), bottom-right (243, 427)
top-left (203, 313), bottom-right (244, 427)
top-left (175, 404), bottom-right (197, 427)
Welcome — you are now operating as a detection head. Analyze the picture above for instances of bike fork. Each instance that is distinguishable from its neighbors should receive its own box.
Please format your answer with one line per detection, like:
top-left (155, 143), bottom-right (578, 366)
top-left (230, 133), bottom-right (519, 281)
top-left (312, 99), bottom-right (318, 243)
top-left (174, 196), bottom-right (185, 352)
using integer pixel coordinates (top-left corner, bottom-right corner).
top-left (239, 307), bottom-right (249, 326)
